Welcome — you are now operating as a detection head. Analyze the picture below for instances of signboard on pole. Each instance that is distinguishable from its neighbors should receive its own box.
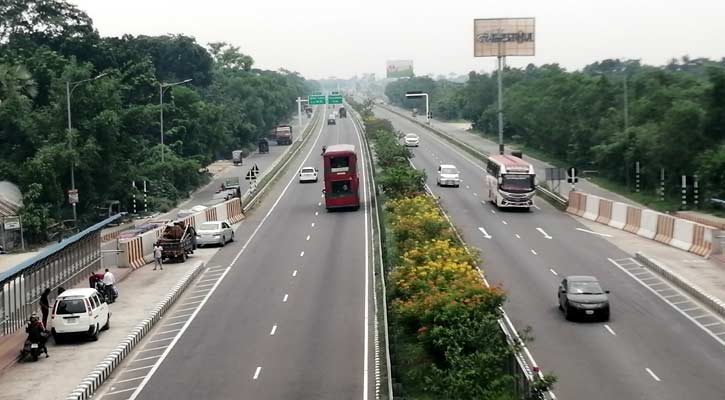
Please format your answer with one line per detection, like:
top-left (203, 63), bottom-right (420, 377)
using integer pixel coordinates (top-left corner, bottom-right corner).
top-left (68, 189), bottom-right (79, 205)
top-left (327, 93), bottom-right (343, 104)
top-left (386, 60), bottom-right (414, 78)
top-left (3, 216), bottom-right (20, 230)
top-left (474, 18), bottom-right (536, 57)
top-left (309, 94), bottom-right (326, 105)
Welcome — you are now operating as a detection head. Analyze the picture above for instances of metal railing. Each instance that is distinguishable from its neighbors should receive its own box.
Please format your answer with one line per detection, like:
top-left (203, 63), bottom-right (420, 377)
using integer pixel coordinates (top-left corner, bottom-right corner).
top-left (0, 214), bottom-right (122, 336)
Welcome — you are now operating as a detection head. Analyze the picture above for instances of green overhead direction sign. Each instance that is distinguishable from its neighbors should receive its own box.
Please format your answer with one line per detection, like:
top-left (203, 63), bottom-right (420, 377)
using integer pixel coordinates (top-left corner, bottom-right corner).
top-left (327, 91), bottom-right (343, 104)
top-left (308, 93), bottom-right (326, 105)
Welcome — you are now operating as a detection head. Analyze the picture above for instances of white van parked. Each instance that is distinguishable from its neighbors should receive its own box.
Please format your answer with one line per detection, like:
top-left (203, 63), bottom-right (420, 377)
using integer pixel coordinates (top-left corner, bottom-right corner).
top-left (50, 288), bottom-right (110, 342)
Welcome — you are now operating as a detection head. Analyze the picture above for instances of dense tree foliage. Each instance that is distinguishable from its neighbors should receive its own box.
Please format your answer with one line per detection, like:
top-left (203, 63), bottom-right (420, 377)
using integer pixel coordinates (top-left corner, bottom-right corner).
top-left (385, 58), bottom-right (725, 205)
top-left (0, 0), bottom-right (318, 240)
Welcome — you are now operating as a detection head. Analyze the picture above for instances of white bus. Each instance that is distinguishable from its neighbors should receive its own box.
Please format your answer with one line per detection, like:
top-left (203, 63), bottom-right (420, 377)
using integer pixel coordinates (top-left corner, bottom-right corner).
top-left (485, 154), bottom-right (536, 209)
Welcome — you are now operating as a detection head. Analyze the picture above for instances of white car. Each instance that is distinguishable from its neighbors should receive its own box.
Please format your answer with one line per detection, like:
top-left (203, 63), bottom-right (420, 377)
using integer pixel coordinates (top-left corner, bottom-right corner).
top-left (437, 164), bottom-right (461, 187)
top-left (404, 133), bottom-right (420, 147)
top-left (299, 166), bottom-right (318, 183)
top-left (196, 221), bottom-right (234, 247)
top-left (51, 288), bottom-right (110, 342)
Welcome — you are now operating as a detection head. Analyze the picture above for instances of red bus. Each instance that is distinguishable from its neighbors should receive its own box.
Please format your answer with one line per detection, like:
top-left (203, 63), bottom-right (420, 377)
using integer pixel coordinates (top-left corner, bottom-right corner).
top-left (322, 144), bottom-right (360, 210)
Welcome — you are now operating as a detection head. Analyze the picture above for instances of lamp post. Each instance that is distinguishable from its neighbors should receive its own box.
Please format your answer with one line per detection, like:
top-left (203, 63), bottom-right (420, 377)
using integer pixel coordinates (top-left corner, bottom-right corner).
top-left (159, 79), bottom-right (193, 162)
top-left (66, 72), bottom-right (108, 226)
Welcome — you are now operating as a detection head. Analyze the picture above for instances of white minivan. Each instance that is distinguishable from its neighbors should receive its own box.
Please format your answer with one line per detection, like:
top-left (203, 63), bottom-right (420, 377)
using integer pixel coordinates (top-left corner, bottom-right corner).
top-left (51, 288), bottom-right (110, 342)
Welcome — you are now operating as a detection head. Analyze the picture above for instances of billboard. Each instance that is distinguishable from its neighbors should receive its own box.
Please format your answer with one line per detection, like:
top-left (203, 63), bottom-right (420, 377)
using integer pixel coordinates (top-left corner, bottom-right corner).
top-left (474, 18), bottom-right (535, 57)
top-left (386, 60), bottom-right (414, 78)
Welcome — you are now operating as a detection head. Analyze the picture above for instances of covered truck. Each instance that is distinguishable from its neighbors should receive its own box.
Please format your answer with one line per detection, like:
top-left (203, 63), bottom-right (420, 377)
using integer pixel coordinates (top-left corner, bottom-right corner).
top-left (156, 221), bottom-right (196, 263)
top-left (273, 125), bottom-right (293, 145)
top-left (339, 107), bottom-right (347, 118)
top-left (258, 138), bottom-right (269, 154)
top-left (232, 150), bottom-right (243, 165)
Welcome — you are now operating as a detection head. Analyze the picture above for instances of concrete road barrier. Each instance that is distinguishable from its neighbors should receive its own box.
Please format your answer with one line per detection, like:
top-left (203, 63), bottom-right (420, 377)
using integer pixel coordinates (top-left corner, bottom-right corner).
top-left (582, 194), bottom-right (600, 221)
top-left (654, 214), bottom-right (676, 245)
top-left (637, 209), bottom-right (659, 240)
top-left (671, 218), bottom-right (695, 252)
top-left (624, 206), bottom-right (642, 234)
top-left (690, 225), bottom-right (713, 257)
top-left (566, 191), bottom-right (587, 216)
top-left (596, 198), bottom-right (613, 224)
top-left (609, 202), bottom-right (628, 230)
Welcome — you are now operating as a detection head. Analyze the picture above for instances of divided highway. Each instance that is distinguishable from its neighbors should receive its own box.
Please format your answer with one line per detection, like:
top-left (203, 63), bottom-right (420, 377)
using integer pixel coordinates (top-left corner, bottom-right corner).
top-left (374, 106), bottom-right (725, 400)
top-left (97, 107), bottom-right (377, 400)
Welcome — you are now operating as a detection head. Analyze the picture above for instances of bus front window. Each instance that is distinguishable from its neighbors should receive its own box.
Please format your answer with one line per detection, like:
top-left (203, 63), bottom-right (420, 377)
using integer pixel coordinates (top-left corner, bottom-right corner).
top-left (501, 174), bottom-right (534, 193)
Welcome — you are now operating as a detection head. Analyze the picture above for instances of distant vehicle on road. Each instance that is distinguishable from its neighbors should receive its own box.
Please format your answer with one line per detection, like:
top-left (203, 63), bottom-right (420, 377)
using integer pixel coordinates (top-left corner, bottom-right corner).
top-left (485, 153), bottom-right (536, 209)
top-left (195, 221), bottom-right (234, 247)
top-left (558, 276), bottom-right (610, 321)
top-left (272, 125), bottom-right (293, 145)
top-left (232, 150), bottom-right (243, 165)
top-left (299, 166), bottom-right (318, 183)
top-left (403, 133), bottom-right (419, 147)
top-left (156, 221), bottom-right (196, 263)
top-left (437, 164), bottom-right (460, 187)
top-left (339, 107), bottom-right (347, 118)
top-left (322, 144), bottom-right (360, 211)
top-left (258, 138), bottom-right (269, 154)
top-left (327, 114), bottom-right (336, 125)
top-left (51, 288), bottom-right (110, 343)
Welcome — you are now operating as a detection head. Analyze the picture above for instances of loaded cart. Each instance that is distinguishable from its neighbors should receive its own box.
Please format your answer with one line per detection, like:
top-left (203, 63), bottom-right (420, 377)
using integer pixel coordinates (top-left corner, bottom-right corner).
top-left (156, 221), bottom-right (197, 263)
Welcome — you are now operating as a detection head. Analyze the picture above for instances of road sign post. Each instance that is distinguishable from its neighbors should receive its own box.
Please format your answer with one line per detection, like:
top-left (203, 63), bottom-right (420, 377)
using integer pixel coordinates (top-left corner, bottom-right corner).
top-left (567, 167), bottom-right (578, 192)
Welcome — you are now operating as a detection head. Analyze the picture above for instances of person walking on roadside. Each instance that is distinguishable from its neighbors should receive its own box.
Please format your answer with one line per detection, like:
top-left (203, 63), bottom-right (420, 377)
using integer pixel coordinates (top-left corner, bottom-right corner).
top-left (39, 288), bottom-right (51, 328)
top-left (153, 244), bottom-right (163, 271)
top-left (103, 269), bottom-right (116, 303)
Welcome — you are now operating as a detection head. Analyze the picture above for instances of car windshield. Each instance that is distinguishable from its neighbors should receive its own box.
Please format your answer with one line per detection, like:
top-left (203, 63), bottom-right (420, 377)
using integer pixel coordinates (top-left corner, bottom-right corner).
top-left (501, 174), bottom-right (534, 192)
top-left (569, 280), bottom-right (604, 295)
top-left (405, 134), bottom-right (418, 139)
top-left (200, 222), bottom-right (220, 231)
top-left (301, 168), bottom-right (315, 173)
top-left (56, 298), bottom-right (87, 315)
top-left (441, 167), bottom-right (458, 175)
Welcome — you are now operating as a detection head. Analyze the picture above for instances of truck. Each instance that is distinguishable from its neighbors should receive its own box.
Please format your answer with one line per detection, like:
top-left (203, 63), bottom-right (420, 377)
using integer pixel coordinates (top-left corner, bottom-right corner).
top-left (156, 221), bottom-right (196, 263)
top-left (232, 150), bottom-right (243, 165)
top-left (273, 125), bottom-right (293, 145)
top-left (339, 107), bottom-right (347, 118)
top-left (258, 138), bottom-right (269, 154)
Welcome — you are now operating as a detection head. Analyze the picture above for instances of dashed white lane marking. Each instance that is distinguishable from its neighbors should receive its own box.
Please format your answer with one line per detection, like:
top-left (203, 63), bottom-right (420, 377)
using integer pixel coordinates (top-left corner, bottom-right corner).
top-left (466, 185), bottom-right (471, 189)
top-left (300, 251), bottom-right (305, 257)
top-left (549, 268), bottom-right (558, 276)
top-left (283, 294), bottom-right (289, 303)
top-left (156, 328), bottom-right (182, 335)
top-left (502, 220), bottom-right (508, 225)
top-left (703, 322), bottom-right (723, 328)
top-left (531, 249), bottom-right (538, 255)
top-left (162, 321), bottom-right (187, 328)
top-left (478, 227), bottom-right (492, 239)
top-left (165, 313), bottom-right (194, 320)
top-left (132, 355), bottom-right (162, 363)
top-left (576, 228), bottom-right (613, 237)
top-left (491, 210), bottom-right (496, 214)
top-left (515, 234), bottom-right (521, 239)
top-left (315, 211), bottom-right (319, 216)
top-left (536, 227), bottom-right (553, 239)
top-left (306, 235), bottom-right (310, 241)
top-left (292, 270), bottom-right (298, 277)
top-left (645, 367), bottom-right (661, 382)
top-left (270, 325), bottom-right (278, 336)
top-left (138, 346), bottom-right (168, 353)
top-left (253, 366), bottom-right (262, 380)
top-left (148, 337), bottom-right (174, 344)
top-left (318, 202), bottom-right (322, 206)
top-left (473, 192), bottom-right (478, 196)
top-left (604, 325), bottom-right (617, 336)
top-left (311, 222), bottom-right (315, 227)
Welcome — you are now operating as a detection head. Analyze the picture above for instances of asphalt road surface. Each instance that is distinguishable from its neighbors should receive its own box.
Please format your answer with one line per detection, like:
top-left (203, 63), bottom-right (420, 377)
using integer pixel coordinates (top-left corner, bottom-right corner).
top-left (97, 107), bottom-right (376, 400)
top-left (375, 106), bottom-right (725, 400)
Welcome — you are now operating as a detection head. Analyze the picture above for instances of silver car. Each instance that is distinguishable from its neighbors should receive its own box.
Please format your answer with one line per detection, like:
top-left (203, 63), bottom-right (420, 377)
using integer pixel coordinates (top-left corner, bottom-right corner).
top-left (196, 221), bottom-right (234, 247)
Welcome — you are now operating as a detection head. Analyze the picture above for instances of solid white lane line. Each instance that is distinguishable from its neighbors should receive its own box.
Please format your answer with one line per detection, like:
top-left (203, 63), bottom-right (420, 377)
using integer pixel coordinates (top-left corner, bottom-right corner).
top-left (645, 368), bottom-right (661, 382)
top-left (283, 294), bottom-right (289, 303)
top-left (604, 325), bottom-right (617, 336)
top-left (253, 366), bottom-right (262, 380)
top-left (478, 227), bottom-right (492, 239)
top-left (292, 270), bottom-right (298, 277)
top-left (536, 228), bottom-right (553, 239)
top-left (549, 268), bottom-right (558, 276)
top-left (531, 249), bottom-right (538, 255)
top-left (576, 228), bottom-right (613, 237)
top-left (515, 234), bottom-right (521, 239)
top-left (306, 235), bottom-right (310, 241)
top-left (270, 325), bottom-right (278, 336)
top-left (300, 251), bottom-right (305, 257)
top-left (502, 220), bottom-right (508, 225)
top-left (115, 376), bottom-right (146, 384)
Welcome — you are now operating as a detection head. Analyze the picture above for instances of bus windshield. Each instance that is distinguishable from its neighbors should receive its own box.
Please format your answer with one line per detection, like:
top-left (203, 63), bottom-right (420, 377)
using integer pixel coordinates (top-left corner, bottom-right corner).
top-left (330, 156), bottom-right (351, 172)
top-left (501, 174), bottom-right (534, 193)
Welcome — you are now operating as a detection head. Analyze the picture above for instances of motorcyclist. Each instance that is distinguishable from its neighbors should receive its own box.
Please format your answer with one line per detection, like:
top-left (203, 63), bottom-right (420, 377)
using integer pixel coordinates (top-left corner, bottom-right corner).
top-left (24, 312), bottom-right (48, 357)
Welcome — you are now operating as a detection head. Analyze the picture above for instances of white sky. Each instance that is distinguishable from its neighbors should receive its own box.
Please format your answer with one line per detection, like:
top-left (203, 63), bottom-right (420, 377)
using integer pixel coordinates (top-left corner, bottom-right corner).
top-left (71, 0), bottom-right (725, 80)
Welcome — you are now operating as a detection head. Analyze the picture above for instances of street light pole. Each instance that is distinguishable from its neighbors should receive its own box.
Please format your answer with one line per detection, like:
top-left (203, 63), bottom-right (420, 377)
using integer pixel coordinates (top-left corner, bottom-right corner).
top-left (159, 79), bottom-right (193, 163)
top-left (66, 72), bottom-right (108, 227)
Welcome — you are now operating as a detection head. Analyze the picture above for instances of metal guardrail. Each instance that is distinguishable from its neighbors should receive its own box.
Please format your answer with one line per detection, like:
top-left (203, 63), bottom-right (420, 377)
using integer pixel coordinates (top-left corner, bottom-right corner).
top-left (1, 214), bottom-right (123, 336)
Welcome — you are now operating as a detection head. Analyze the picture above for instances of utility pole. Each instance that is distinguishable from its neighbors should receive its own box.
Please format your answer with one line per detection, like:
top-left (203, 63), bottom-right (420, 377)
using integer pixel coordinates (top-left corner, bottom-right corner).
top-left (497, 55), bottom-right (505, 155)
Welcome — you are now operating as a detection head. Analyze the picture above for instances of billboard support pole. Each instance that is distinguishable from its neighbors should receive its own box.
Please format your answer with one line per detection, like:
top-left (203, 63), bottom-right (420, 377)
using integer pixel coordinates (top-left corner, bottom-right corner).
top-left (296, 97), bottom-right (303, 135)
top-left (497, 55), bottom-right (504, 155)
top-left (424, 93), bottom-right (430, 125)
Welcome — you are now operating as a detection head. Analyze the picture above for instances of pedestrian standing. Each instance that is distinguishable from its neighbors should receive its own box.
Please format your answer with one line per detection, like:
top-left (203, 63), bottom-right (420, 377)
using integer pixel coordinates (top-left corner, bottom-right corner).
top-left (153, 244), bottom-right (163, 270)
top-left (103, 269), bottom-right (116, 303)
top-left (39, 288), bottom-right (51, 328)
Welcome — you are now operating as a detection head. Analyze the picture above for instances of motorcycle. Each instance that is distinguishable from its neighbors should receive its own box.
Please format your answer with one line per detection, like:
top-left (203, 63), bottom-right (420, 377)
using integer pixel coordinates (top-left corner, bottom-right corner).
top-left (95, 281), bottom-right (117, 304)
top-left (20, 329), bottom-right (49, 362)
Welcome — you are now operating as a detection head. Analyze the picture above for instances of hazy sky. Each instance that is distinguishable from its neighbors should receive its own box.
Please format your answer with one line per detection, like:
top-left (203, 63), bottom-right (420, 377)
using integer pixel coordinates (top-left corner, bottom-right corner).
top-left (71, 0), bottom-right (725, 80)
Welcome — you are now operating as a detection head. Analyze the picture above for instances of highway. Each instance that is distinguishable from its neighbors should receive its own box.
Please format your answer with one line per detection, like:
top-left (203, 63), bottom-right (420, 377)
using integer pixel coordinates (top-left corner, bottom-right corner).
top-left (97, 107), bottom-right (376, 400)
top-left (374, 106), bottom-right (725, 400)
